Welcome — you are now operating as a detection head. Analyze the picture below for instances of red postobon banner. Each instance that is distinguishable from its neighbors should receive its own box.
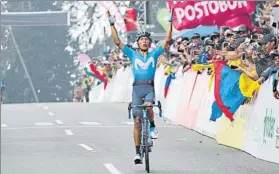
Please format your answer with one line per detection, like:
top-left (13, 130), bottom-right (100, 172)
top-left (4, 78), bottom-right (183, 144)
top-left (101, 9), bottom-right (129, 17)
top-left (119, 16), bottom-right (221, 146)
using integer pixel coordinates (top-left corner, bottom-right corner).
top-left (125, 8), bottom-right (138, 31)
top-left (167, 1), bottom-right (256, 30)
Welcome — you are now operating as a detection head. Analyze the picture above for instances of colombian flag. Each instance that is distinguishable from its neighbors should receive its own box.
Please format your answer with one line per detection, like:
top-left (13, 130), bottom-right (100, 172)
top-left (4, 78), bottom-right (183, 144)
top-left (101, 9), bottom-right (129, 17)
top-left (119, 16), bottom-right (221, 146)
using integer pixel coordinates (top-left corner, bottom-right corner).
top-left (164, 72), bottom-right (176, 98)
top-left (84, 63), bottom-right (108, 90)
top-left (210, 61), bottom-right (260, 121)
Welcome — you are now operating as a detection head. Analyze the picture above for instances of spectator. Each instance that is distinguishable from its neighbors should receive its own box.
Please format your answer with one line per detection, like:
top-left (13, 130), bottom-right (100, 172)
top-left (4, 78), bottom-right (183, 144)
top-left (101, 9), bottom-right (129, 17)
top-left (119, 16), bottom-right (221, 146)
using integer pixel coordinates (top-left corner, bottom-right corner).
top-left (82, 75), bottom-right (92, 102)
top-left (1, 80), bottom-right (5, 104)
top-left (78, 1), bottom-right (279, 100)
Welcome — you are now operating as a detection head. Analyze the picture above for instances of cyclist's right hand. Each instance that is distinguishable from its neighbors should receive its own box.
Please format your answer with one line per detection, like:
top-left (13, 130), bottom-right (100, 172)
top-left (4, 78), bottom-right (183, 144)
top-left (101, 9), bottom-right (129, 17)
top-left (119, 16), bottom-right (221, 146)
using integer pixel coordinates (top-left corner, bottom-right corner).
top-left (106, 10), bottom-right (111, 17)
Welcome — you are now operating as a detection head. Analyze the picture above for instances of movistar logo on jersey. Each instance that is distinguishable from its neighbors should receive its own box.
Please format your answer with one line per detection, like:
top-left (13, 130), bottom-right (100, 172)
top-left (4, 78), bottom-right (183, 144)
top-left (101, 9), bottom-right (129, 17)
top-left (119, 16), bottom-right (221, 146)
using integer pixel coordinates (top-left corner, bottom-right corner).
top-left (134, 57), bottom-right (155, 70)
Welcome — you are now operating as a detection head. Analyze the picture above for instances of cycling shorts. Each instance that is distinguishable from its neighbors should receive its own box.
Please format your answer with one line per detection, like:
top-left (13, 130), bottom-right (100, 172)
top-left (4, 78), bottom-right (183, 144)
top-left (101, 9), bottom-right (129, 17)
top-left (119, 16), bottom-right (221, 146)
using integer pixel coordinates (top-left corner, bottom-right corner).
top-left (132, 84), bottom-right (155, 118)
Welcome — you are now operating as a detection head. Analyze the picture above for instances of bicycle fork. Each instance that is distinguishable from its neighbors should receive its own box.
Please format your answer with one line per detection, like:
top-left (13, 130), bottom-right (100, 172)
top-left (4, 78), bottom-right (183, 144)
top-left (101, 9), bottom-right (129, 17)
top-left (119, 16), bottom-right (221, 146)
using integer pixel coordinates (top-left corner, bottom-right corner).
top-left (141, 112), bottom-right (152, 156)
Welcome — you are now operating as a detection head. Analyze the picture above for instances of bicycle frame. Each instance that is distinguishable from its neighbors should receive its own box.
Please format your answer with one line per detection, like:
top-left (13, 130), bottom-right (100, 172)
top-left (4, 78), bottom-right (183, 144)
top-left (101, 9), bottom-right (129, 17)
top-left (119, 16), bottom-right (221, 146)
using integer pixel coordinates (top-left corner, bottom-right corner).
top-left (128, 101), bottom-right (162, 173)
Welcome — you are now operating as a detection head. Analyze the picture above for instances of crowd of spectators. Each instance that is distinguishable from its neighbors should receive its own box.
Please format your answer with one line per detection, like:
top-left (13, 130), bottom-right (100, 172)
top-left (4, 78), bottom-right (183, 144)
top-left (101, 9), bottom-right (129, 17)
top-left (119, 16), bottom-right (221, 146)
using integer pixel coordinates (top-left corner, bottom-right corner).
top-left (73, 2), bottom-right (279, 102)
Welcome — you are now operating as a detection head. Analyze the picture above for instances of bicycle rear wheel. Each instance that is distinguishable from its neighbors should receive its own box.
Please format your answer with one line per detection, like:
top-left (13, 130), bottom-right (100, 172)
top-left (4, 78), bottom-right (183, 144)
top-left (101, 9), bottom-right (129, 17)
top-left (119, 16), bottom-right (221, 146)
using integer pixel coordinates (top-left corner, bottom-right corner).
top-left (144, 119), bottom-right (150, 173)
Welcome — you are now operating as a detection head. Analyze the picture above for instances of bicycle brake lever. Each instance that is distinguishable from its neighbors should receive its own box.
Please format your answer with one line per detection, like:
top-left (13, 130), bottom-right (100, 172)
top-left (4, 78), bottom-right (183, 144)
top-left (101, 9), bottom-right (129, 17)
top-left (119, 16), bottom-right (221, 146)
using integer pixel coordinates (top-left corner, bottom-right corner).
top-left (128, 103), bottom-right (132, 119)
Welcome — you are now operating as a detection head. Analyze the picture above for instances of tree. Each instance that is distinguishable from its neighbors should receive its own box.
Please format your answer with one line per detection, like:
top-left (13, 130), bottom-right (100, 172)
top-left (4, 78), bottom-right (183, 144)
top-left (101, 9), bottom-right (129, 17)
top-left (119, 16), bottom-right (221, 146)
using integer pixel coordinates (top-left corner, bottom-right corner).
top-left (0, 1), bottom-right (12, 79)
top-left (54, 1), bottom-right (130, 89)
top-left (3, 1), bottom-right (75, 103)
top-left (60, 1), bottom-right (129, 57)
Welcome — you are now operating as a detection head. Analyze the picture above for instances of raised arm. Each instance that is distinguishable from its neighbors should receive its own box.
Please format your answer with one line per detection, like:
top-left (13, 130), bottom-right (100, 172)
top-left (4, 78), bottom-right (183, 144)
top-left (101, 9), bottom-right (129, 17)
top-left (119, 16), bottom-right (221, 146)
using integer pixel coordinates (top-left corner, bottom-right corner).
top-left (161, 8), bottom-right (174, 49)
top-left (107, 10), bottom-right (124, 50)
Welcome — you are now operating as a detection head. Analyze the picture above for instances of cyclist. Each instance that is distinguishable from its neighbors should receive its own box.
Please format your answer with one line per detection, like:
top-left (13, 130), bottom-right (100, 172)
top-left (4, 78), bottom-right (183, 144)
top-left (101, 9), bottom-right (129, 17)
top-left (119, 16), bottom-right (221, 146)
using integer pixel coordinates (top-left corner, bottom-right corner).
top-left (107, 9), bottom-right (173, 164)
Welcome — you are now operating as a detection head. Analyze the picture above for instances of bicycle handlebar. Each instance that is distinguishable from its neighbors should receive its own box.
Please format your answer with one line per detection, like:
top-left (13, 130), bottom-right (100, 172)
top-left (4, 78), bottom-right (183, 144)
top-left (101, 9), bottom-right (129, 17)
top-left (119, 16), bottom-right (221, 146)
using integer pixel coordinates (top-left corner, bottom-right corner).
top-left (130, 104), bottom-right (158, 109)
top-left (128, 101), bottom-right (163, 119)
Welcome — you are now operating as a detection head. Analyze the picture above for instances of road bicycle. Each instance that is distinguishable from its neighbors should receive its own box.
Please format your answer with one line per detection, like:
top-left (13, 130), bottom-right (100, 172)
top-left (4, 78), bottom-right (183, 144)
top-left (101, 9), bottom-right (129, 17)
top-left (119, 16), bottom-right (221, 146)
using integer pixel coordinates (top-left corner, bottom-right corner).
top-left (128, 101), bottom-right (162, 173)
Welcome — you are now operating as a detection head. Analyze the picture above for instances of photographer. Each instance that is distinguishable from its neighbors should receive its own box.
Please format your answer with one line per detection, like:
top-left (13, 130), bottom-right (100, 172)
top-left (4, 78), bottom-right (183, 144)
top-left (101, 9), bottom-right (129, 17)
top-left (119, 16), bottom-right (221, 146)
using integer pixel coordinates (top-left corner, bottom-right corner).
top-left (233, 52), bottom-right (259, 81)
top-left (188, 33), bottom-right (204, 50)
top-left (257, 51), bottom-right (279, 99)
top-left (273, 70), bottom-right (279, 99)
top-left (210, 32), bottom-right (221, 50)
top-left (177, 37), bottom-right (192, 66)
top-left (221, 30), bottom-right (236, 51)
top-left (261, 34), bottom-right (278, 55)
top-left (258, 51), bottom-right (279, 82)
top-left (187, 33), bottom-right (204, 64)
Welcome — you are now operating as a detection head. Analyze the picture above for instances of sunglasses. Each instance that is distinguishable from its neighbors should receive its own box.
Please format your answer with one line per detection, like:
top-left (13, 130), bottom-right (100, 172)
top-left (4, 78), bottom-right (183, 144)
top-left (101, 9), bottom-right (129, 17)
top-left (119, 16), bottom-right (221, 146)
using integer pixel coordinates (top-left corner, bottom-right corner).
top-left (182, 42), bottom-right (190, 45)
top-left (226, 33), bottom-right (234, 37)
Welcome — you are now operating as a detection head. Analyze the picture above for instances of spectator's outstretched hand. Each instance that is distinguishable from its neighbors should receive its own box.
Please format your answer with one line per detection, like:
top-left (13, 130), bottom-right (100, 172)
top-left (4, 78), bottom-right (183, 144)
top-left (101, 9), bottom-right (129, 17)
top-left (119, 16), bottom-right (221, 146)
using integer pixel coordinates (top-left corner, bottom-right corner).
top-left (234, 67), bottom-right (244, 73)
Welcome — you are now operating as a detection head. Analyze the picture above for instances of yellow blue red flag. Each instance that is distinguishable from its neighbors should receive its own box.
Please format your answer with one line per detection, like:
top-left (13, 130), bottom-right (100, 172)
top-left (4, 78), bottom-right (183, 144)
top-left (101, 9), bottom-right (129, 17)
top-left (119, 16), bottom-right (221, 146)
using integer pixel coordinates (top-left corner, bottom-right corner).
top-left (210, 61), bottom-right (260, 121)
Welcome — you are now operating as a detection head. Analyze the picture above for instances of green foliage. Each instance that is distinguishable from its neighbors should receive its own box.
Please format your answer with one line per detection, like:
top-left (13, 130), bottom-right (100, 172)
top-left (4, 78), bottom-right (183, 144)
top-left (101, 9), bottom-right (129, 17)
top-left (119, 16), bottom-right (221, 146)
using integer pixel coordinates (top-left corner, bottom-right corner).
top-left (2, 1), bottom-right (75, 103)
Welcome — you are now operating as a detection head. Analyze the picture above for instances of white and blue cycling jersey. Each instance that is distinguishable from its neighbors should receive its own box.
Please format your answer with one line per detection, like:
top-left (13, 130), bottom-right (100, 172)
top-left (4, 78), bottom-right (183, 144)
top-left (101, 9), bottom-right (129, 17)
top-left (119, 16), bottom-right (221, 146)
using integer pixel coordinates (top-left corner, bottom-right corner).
top-left (122, 45), bottom-right (164, 81)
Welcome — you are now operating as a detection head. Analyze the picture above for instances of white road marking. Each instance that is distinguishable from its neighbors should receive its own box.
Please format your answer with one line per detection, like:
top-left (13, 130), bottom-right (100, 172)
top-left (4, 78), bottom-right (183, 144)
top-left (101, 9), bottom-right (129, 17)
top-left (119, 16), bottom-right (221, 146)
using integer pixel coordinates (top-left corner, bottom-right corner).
top-left (1, 124), bottom-right (8, 128)
top-left (34, 122), bottom-right (54, 126)
top-left (65, 129), bottom-right (74, 135)
top-left (104, 163), bottom-right (122, 174)
top-left (48, 112), bottom-right (54, 116)
top-left (78, 144), bottom-right (96, 152)
top-left (55, 120), bottom-right (64, 125)
top-left (122, 121), bottom-right (134, 125)
top-left (1, 125), bottom-right (178, 130)
top-left (43, 106), bottom-right (48, 110)
top-left (79, 122), bottom-right (101, 126)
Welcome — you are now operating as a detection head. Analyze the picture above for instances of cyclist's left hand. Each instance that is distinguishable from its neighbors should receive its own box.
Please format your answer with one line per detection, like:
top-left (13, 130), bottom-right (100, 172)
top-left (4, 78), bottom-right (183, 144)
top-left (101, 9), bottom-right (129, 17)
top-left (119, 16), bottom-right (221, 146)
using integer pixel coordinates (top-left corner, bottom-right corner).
top-left (106, 10), bottom-right (111, 17)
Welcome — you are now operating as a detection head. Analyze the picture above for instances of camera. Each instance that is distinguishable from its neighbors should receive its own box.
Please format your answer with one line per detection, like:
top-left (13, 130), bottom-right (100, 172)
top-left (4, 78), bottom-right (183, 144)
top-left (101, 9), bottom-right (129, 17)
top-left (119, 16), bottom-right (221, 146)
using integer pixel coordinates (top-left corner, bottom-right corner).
top-left (241, 52), bottom-right (246, 60)
top-left (251, 34), bottom-right (259, 40)
top-left (230, 65), bottom-right (239, 69)
top-left (222, 42), bottom-right (229, 48)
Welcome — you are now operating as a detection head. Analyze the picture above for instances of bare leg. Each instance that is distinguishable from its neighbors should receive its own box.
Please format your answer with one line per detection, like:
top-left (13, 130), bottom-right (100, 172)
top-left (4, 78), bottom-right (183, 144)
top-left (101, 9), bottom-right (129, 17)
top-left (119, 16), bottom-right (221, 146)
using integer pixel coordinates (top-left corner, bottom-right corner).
top-left (133, 117), bottom-right (141, 153)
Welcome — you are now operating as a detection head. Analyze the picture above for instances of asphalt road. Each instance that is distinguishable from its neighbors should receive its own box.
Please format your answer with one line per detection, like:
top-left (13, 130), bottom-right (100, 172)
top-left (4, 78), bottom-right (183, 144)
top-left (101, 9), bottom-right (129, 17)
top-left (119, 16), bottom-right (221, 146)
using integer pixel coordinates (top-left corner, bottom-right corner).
top-left (1, 103), bottom-right (279, 174)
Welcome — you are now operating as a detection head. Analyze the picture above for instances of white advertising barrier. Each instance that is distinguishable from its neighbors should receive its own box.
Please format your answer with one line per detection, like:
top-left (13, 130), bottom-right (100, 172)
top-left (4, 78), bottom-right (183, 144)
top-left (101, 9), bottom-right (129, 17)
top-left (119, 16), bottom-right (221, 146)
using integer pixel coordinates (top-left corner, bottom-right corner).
top-left (192, 73), bottom-right (219, 138)
top-left (89, 81), bottom-right (103, 102)
top-left (89, 67), bottom-right (279, 164)
top-left (164, 71), bottom-right (219, 138)
top-left (156, 68), bottom-right (168, 113)
top-left (163, 67), bottom-right (184, 122)
top-left (174, 71), bottom-right (199, 129)
top-left (101, 77), bottom-right (114, 102)
top-left (110, 67), bottom-right (125, 102)
top-left (125, 67), bottom-right (133, 102)
top-left (154, 66), bottom-right (165, 100)
top-left (243, 78), bottom-right (279, 164)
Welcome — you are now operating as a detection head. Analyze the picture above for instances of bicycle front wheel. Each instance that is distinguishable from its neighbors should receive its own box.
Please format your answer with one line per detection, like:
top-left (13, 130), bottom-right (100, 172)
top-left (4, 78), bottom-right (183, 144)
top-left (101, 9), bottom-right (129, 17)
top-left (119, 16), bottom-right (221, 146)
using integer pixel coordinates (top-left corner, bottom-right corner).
top-left (144, 119), bottom-right (150, 173)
